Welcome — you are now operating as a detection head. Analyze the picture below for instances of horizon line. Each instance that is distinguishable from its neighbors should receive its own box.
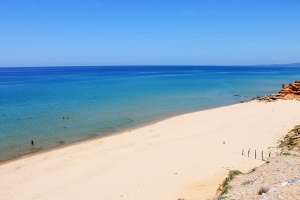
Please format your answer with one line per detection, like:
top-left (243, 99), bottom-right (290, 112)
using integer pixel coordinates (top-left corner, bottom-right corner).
top-left (1, 62), bottom-right (300, 68)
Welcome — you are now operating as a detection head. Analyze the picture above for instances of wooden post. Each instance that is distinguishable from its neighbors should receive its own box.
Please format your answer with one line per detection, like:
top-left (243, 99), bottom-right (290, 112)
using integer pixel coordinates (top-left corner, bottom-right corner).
top-left (248, 148), bottom-right (250, 157)
top-left (242, 149), bottom-right (244, 155)
top-left (261, 151), bottom-right (264, 161)
top-left (255, 150), bottom-right (256, 159)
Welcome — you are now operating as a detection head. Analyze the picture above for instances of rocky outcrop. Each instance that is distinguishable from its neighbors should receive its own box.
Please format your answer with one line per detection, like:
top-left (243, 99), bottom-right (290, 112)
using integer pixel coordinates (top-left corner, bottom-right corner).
top-left (278, 80), bottom-right (300, 98)
top-left (242, 80), bottom-right (300, 103)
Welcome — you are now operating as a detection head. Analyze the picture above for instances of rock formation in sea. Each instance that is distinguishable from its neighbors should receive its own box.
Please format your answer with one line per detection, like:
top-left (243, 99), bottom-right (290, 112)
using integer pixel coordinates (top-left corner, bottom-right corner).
top-left (242, 80), bottom-right (300, 102)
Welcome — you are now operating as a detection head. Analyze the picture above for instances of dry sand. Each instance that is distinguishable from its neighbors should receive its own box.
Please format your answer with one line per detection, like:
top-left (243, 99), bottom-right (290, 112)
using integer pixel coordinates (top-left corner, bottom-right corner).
top-left (1, 100), bottom-right (300, 200)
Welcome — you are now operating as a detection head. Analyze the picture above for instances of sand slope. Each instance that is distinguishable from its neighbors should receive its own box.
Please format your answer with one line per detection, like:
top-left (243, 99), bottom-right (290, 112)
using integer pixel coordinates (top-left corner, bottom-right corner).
top-left (1, 100), bottom-right (300, 200)
top-left (221, 156), bottom-right (300, 199)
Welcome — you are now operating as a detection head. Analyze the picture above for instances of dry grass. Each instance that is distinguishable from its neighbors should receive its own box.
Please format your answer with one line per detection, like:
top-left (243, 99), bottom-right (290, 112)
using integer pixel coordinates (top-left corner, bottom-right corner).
top-left (279, 125), bottom-right (300, 153)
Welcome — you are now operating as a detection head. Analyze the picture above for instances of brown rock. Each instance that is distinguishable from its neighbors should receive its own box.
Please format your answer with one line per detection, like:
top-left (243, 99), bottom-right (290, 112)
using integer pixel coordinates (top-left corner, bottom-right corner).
top-left (282, 84), bottom-right (287, 89)
top-left (243, 80), bottom-right (300, 103)
top-left (290, 83), bottom-right (298, 91)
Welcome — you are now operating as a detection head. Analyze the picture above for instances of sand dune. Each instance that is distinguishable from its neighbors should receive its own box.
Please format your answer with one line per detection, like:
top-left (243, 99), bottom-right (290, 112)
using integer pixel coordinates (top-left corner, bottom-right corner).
top-left (1, 100), bottom-right (300, 200)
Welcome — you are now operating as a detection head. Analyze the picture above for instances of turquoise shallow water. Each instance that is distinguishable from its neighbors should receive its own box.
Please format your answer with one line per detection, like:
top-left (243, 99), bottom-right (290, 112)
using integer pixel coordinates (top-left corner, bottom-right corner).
top-left (1, 65), bottom-right (300, 161)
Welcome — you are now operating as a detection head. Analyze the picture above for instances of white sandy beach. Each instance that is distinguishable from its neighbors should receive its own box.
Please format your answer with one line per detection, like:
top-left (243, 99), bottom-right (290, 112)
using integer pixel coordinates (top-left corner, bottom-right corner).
top-left (1, 100), bottom-right (300, 200)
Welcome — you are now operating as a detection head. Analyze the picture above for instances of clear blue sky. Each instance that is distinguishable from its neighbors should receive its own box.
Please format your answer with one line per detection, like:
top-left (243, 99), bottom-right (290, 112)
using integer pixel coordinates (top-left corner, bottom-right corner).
top-left (0, 0), bottom-right (300, 67)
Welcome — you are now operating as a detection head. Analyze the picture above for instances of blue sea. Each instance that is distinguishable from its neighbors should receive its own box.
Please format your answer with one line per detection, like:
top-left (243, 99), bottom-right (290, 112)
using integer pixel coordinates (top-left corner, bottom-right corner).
top-left (1, 65), bottom-right (300, 162)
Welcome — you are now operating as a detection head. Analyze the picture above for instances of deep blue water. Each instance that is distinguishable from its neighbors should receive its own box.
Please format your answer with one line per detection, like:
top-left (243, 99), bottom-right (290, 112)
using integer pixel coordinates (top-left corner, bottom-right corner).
top-left (1, 65), bottom-right (300, 161)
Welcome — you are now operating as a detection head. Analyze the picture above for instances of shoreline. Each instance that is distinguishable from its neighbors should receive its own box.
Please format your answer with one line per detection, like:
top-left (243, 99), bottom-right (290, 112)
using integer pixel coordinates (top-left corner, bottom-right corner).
top-left (1, 100), bottom-right (300, 199)
top-left (0, 102), bottom-right (236, 165)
